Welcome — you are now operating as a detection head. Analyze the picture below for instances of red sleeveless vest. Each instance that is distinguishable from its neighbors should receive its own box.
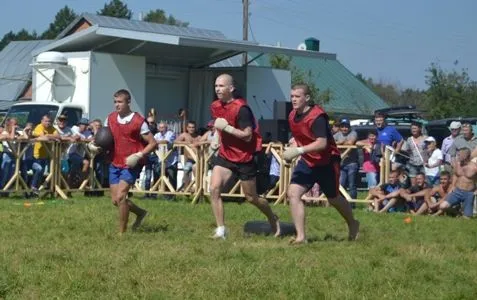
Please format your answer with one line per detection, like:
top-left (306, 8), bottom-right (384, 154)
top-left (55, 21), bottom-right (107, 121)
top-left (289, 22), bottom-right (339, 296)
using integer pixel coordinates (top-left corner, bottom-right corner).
top-left (108, 112), bottom-right (146, 168)
top-left (210, 98), bottom-right (262, 163)
top-left (288, 105), bottom-right (340, 167)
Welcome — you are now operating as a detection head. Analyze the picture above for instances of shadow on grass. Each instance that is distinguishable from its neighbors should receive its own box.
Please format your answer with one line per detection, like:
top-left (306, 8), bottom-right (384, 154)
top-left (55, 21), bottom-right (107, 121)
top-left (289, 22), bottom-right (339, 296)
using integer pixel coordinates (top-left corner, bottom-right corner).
top-left (136, 223), bottom-right (169, 233)
top-left (307, 234), bottom-right (346, 243)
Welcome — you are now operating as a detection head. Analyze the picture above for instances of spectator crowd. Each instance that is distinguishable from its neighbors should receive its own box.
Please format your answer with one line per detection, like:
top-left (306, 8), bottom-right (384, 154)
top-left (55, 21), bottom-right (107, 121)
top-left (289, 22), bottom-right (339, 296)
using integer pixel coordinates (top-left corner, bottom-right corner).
top-left (0, 108), bottom-right (476, 219)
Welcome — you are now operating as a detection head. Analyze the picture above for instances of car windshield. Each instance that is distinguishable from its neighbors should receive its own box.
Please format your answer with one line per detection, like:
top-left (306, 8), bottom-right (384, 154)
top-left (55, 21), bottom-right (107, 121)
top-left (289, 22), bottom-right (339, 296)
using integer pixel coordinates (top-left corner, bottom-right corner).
top-left (5, 105), bottom-right (59, 128)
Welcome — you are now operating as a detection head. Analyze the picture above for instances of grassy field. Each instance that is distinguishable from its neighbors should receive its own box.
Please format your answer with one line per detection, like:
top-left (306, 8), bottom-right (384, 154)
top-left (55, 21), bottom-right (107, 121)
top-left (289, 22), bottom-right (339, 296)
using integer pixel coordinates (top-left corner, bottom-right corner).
top-left (1, 196), bottom-right (477, 299)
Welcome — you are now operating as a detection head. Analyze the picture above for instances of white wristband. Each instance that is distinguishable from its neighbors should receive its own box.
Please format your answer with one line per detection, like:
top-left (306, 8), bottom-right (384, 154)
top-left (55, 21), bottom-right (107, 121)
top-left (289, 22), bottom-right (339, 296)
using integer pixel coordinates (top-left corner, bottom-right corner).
top-left (297, 147), bottom-right (305, 154)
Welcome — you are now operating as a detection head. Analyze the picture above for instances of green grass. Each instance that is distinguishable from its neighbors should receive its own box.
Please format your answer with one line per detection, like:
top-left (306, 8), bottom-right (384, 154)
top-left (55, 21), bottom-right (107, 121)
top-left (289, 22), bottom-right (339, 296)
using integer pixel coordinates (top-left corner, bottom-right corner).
top-left (1, 196), bottom-right (477, 299)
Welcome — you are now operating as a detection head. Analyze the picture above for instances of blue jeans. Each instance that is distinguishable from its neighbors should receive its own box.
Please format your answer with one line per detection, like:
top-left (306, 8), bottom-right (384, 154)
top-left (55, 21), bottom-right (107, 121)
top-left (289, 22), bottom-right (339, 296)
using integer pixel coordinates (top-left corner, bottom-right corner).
top-left (144, 154), bottom-right (159, 191)
top-left (340, 162), bottom-right (358, 199)
top-left (0, 152), bottom-right (15, 189)
top-left (31, 159), bottom-right (48, 189)
top-left (366, 172), bottom-right (378, 189)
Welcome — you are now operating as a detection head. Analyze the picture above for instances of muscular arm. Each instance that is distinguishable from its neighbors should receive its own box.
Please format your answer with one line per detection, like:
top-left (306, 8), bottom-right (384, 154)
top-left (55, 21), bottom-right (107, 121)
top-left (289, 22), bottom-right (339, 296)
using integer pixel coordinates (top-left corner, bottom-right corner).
top-left (141, 132), bottom-right (158, 156)
top-left (301, 116), bottom-right (330, 154)
top-left (226, 106), bottom-right (255, 142)
top-left (408, 187), bottom-right (431, 198)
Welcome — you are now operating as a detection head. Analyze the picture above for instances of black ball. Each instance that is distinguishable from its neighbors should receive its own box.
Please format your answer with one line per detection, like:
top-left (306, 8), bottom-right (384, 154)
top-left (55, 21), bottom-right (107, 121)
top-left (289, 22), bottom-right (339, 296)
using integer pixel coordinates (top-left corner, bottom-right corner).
top-left (94, 127), bottom-right (114, 150)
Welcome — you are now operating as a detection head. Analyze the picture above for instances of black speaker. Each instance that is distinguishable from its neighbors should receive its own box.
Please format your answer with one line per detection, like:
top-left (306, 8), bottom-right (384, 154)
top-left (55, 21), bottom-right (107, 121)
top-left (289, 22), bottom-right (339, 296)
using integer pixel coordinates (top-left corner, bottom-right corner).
top-left (273, 101), bottom-right (292, 120)
top-left (259, 119), bottom-right (290, 144)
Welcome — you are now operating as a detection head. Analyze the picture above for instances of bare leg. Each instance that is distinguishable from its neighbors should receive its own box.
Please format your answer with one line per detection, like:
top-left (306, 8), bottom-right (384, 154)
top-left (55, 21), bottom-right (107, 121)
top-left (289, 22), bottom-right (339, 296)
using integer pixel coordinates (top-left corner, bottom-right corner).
top-left (209, 165), bottom-right (233, 229)
top-left (414, 202), bottom-right (429, 215)
top-left (241, 179), bottom-right (280, 237)
top-left (112, 181), bottom-right (147, 233)
top-left (327, 195), bottom-right (360, 240)
top-left (379, 198), bottom-right (397, 213)
top-left (287, 184), bottom-right (308, 243)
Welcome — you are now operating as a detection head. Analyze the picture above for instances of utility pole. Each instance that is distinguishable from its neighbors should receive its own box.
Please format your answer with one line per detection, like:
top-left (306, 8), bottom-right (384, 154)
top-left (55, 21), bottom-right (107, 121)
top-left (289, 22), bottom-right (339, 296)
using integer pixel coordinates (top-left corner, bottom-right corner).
top-left (242, 0), bottom-right (249, 65)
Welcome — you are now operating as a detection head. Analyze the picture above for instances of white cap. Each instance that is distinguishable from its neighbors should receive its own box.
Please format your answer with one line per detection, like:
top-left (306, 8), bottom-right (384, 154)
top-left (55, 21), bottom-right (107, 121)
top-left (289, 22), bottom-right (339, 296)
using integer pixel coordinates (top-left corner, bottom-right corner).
top-left (425, 136), bottom-right (436, 143)
top-left (449, 121), bottom-right (462, 129)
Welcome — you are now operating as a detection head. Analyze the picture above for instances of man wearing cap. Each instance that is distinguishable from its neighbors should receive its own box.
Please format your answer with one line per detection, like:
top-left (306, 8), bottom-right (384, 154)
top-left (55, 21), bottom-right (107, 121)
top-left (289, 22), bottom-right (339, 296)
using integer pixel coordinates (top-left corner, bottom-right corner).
top-left (449, 123), bottom-right (477, 162)
top-left (54, 114), bottom-right (73, 138)
top-left (334, 118), bottom-right (359, 202)
top-left (441, 121), bottom-right (461, 165)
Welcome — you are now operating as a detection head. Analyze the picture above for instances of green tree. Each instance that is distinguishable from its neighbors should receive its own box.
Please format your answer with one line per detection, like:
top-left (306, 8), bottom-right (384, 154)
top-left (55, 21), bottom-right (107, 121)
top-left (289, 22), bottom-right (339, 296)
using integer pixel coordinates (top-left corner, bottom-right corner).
top-left (143, 9), bottom-right (189, 27)
top-left (424, 61), bottom-right (477, 119)
top-left (355, 73), bottom-right (426, 109)
top-left (41, 6), bottom-right (77, 39)
top-left (0, 29), bottom-right (38, 51)
top-left (97, 0), bottom-right (132, 19)
top-left (269, 54), bottom-right (331, 106)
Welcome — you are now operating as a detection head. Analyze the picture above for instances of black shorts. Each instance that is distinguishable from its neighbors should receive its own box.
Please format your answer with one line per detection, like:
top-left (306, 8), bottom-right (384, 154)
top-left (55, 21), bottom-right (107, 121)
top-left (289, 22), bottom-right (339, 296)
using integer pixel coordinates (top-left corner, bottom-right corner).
top-left (213, 155), bottom-right (257, 181)
top-left (290, 158), bottom-right (340, 198)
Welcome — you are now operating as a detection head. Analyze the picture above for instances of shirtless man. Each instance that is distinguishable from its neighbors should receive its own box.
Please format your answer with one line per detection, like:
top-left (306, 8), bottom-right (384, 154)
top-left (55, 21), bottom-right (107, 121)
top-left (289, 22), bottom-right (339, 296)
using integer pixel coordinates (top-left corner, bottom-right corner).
top-left (176, 120), bottom-right (201, 190)
top-left (400, 173), bottom-right (430, 214)
top-left (422, 171), bottom-right (452, 216)
top-left (439, 148), bottom-right (477, 218)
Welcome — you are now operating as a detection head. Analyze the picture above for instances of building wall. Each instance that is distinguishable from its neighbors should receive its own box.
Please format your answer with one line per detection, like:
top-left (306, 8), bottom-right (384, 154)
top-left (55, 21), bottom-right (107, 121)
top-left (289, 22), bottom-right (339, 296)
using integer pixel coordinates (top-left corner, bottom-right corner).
top-left (89, 52), bottom-right (146, 121)
top-left (145, 65), bottom-right (189, 121)
top-left (245, 66), bottom-right (291, 120)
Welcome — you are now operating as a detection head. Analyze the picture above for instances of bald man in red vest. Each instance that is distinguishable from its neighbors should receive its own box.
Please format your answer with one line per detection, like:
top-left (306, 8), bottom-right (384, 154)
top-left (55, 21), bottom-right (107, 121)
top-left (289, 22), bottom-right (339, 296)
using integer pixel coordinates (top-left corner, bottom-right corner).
top-left (209, 74), bottom-right (280, 239)
top-left (283, 84), bottom-right (360, 244)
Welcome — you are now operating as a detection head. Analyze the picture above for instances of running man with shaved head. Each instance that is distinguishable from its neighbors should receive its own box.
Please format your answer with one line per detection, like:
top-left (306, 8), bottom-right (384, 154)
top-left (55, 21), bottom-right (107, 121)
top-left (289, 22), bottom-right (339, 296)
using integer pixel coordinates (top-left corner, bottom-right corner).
top-left (209, 73), bottom-right (280, 239)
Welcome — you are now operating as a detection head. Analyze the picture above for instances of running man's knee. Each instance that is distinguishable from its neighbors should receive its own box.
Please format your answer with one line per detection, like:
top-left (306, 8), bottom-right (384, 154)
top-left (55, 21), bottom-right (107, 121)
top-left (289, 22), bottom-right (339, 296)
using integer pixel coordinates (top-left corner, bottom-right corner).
top-left (287, 187), bottom-right (304, 203)
top-left (209, 183), bottom-right (221, 200)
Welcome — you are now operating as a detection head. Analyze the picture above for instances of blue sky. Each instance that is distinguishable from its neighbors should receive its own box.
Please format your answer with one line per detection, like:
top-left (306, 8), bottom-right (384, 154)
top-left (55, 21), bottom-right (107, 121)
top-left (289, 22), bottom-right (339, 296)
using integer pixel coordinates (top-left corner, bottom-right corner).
top-left (2, 0), bottom-right (475, 89)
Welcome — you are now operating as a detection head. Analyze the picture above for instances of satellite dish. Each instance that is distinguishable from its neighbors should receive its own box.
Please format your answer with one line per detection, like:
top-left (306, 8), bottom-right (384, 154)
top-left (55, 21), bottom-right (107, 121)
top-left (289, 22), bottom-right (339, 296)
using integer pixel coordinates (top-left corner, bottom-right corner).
top-left (297, 43), bottom-right (306, 50)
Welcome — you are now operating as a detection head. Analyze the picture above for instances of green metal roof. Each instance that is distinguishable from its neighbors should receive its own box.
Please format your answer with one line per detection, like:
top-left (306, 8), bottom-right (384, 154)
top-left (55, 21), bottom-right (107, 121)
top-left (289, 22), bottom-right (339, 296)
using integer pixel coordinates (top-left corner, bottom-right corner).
top-left (254, 54), bottom-right (388, 116)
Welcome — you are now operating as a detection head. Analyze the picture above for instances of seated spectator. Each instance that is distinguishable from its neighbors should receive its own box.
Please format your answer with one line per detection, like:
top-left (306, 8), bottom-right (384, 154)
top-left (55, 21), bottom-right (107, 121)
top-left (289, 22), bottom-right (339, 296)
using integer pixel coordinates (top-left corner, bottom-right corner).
top-left (400, 172), bottom-right (430, 214)
top-left (356, 130), bottom-right (381, 189)
top-left (439, 148), bottom-right (477, 219)
top-left (395, 166), bottom-right (410, 189)
top-left (420, 171), bottom-right (452, 216)
top-left (369, 170), bottom-right (403, 213)
top-left (424, 136), bottom-right (443, 186)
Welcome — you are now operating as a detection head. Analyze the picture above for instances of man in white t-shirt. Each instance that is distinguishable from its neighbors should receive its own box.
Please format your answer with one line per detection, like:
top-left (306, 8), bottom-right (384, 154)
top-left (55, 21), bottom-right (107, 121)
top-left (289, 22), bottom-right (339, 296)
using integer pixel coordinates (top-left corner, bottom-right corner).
top-left (424, 136), bottom-right (443, 186)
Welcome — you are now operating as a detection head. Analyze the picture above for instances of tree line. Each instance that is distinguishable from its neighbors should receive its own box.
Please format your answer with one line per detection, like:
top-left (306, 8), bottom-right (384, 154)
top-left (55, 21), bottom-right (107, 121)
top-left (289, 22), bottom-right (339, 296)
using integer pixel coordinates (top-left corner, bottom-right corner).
top-left (0, 0), bottom-right (188, 50)
top-left (357, 61), bottom-right (477, 119)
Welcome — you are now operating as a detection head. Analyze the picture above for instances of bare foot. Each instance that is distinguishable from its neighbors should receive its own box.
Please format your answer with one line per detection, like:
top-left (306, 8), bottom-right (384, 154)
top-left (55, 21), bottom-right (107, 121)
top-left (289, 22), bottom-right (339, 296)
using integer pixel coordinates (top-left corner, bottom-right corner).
top-left (132, 210), bottom-right (148, 231)
top-left (288, 237), bottom-right (307, 245)
top-left (348, 220), bottom-right (360, 241)
top-left (269, 214), bottom-right (281, 237)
